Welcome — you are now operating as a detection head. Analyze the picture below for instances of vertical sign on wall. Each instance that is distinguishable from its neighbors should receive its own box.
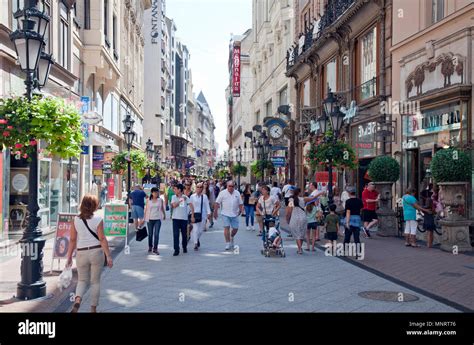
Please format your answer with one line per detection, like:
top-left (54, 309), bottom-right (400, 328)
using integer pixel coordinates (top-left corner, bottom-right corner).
top-left (232, 43), bottom-right (241, 97)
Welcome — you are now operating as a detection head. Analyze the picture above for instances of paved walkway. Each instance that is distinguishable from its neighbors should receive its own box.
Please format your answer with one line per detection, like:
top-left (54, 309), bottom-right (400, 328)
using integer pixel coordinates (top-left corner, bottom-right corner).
top-left (78, 215), bottom-right (457, 313)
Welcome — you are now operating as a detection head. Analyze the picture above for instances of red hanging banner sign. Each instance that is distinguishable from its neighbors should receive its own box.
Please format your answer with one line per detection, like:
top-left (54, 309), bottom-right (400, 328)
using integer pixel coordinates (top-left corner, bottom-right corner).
top-left (232, 44), bottom-right (241, 97)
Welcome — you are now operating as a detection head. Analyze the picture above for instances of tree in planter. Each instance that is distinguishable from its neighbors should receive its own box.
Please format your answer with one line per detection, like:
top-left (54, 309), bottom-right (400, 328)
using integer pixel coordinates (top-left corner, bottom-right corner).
top-left (112, 150), bottom-right (150, 179)
top-left (430, 148), bottom-right (472, 252)
top-left (0, 96), bottom-right (84, 159)
top-left (430, 148), bottom-right (471, 220)
top-left (367, 156), bottom-right (400, 221)
top-left (367, 156), bottom-right (400, 183)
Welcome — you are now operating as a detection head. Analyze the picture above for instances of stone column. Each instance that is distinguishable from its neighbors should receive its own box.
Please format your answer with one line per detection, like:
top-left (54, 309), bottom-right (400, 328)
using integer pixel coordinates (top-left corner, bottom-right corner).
top-left (374, 182), bottom-right (398, 237)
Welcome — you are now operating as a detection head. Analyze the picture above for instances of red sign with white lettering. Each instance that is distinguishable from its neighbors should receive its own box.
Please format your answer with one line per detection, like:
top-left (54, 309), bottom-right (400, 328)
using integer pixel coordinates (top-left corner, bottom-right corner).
top-left (232, 44), bottom-right (241, 97)
top-left (108, 178), bottom-right (115, 200)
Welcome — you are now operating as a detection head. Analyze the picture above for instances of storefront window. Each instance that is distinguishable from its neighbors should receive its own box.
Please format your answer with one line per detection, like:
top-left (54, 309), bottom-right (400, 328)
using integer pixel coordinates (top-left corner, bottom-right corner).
top-left (38, 160), bottom-right (51, 229)
top-left (62, 159), bottom-right (80, 214)
top-left (50, 160), bottom-right (63, 227)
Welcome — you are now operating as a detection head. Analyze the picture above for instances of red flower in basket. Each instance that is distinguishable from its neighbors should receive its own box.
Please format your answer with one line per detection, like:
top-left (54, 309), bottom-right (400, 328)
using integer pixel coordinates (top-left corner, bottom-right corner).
top-left (15, 143), bottom-right (23, 149)
top-left (29, 140), bottom-right (37, 146)
top-left (0, 119), bottom-right (7, 125)
top-left (3, 131), bottom-right (10, 137)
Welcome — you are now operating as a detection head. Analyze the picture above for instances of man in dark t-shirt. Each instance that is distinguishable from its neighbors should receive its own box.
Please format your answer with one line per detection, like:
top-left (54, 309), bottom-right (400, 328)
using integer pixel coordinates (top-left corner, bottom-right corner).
top-left (344, 186), bottom-right (364, 257)
top-left (129, 184), bottom-right (147, 230)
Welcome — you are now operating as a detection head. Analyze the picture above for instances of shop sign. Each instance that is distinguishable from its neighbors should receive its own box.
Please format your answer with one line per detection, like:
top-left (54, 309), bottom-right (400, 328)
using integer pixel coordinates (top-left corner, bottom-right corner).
top-left (81, 145), bottom-right (89, 155)
top-left (150, 0), bottom-right (160, 44)
top-left (314, 171), bottom-right (338, 192)
top-left (402, 140), bottom-right (419, 150)
top-left (102, 162), bottom-right (112, 174)
top-left (354, 122), bottom-right (377, 158)
top-left (53, 214), bottom-right (76, 259)
top-left (104, 204), bottom-right (128, 237)
top-left (271, 157), bottom-right (286, 167)
top-left (107, 178), bottom-right (115, 200)
top-left (232, 44), bottom-right (241, 97)
top-left (403, 104), bottom-right (461, 137)
top-left (341, 100), bottom-right (358, 122)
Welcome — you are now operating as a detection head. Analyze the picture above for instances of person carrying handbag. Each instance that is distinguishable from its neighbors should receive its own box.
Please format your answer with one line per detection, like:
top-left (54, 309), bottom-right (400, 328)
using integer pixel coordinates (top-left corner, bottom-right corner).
top-left (66, 194), bottom-right (113, 313)
top-left (144, 187), bottom-right (166, 255)
top-left (190, 183), bottom-right (211, 250)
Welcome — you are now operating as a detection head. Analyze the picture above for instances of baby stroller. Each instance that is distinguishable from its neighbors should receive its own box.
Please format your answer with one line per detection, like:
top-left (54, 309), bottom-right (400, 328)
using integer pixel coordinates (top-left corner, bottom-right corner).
top-left (260, 216), bottom-right (285, 258)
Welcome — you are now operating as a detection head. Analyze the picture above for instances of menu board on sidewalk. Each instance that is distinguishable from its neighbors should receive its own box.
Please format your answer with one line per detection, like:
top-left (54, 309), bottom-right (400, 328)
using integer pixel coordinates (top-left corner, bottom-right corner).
top-left (104, 204), bottom-right (128, 237)
top-left (53, 213), bottom-right (76, 259)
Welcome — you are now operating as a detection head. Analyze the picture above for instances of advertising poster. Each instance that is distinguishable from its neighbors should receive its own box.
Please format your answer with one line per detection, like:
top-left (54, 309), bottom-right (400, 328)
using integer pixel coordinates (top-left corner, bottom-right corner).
top-left (53, 213), bottom-right (76, 258)
top-left (104, 204), bottom-right (128, 237)
top-left (314, 171), bottom-right (338, 192)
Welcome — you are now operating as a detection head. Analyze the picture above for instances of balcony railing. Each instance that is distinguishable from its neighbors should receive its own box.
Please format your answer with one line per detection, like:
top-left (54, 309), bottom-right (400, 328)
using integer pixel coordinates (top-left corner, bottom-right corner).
top-left (286, 0), bottom-right (355, 71)
top-left (355, 76), bottom-right (377, 102)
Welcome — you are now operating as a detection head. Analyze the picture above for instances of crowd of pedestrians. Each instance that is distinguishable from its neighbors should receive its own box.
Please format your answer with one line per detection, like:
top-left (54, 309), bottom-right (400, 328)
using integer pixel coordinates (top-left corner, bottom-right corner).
top-left (67, 173), bottom-right (447, 312)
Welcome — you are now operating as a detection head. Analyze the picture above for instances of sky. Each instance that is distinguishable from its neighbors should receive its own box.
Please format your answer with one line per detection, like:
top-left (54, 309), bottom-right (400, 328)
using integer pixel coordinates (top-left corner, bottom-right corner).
top-left (166, 0), bottom-right (252, 154)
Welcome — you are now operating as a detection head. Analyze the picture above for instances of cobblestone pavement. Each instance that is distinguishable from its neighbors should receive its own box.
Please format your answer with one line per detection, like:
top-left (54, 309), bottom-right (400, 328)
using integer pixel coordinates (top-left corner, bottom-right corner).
top-left (77, 215), bottom-right (458, 313)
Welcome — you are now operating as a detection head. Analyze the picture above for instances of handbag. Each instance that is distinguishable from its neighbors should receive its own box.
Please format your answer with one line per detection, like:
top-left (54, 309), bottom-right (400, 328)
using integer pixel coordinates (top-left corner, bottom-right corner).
top-left (136, 226), bottom-right (148, 242)
top-left (81, 218), bottom-right (107, 266)
top-left (190, 195), bottom-right (203, 223)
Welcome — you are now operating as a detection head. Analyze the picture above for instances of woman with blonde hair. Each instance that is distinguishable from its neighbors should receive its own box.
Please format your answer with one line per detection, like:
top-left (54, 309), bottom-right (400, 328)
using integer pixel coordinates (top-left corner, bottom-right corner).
top-left (67, 194), bottom-right (113, 313)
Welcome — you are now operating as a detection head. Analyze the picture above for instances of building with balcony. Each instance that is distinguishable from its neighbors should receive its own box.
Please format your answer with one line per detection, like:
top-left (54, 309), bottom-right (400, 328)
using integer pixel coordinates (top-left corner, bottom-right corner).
top-left (250, 0), bottom-right (296, 184)
top-left (286, 0), bottom-right (392, 191)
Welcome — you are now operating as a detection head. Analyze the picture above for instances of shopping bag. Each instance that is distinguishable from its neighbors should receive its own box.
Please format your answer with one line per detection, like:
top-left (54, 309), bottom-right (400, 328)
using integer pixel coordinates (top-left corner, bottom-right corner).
top-left (57, 267), bottom-right (73, 291)
top-left (136, 225), bottom-right (148, 242)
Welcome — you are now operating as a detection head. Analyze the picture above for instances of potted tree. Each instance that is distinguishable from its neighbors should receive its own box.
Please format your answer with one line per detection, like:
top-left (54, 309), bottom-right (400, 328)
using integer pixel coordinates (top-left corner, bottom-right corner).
top-left (430, 148), bottom-right (472, 252)
top-left (367, 156), bottom-right (400, 237)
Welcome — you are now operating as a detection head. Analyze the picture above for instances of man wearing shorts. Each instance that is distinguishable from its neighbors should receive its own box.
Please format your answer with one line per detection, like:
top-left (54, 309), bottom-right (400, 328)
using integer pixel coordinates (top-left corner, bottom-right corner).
top-left (214, 181), bottom-right (244, 250)
top-left (361, 182), bottom-right (379, 237)
top-left (129, 184), bottom-right (147, 230)
top-left (402, 188), bottom-right (429, 247)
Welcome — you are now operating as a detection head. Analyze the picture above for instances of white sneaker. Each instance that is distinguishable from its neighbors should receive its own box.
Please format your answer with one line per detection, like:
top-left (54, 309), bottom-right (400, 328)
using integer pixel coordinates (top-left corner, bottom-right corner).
top-left (246, 226), bottom-right (250, 231)
top-left (225, 243), bottom-right (231, 251)
top-left (251, 226), bottom-right (255, 231)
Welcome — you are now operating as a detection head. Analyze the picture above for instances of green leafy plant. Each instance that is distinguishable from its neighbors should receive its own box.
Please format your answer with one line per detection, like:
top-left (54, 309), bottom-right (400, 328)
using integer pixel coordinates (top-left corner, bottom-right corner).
top-left (305, 137), bottom-right (357, 170)
top-left (250, 160), bottom-right (273, 178)
top-left (367, 156), bottom-right (400, 182)
top-left (112, 150), bottom-right (151, 179)
top-left (216, 168), bottom-right (229, 179)
top-left (231, 164), bottom-right (248, 176)
top-left (430, 148), bottom-right (471, 182)
top-left (0, 95), bottom-right (84, 159)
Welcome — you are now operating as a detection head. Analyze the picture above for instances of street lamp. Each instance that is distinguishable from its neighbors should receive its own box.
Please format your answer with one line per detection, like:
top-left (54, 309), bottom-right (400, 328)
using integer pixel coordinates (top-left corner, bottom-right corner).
top-left (122, 112), bottom-right (136, 201)
top-left (10, 1), bottom-right (54, 300)
top-left (145, 138), bottom-right (154, 184)
top-left (320, 88), bottom-right (346, 206)
top-left (236, 146), bottom-right (242, 191)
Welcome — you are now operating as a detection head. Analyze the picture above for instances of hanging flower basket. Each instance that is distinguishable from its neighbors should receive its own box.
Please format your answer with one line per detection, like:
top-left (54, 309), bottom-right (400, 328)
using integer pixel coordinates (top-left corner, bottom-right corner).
top-left (112, 150), bottom-right (150, 179)
top-left (0, 95), bottom-right (84, 159)
top-left (305, 136), bottom-right (357, 171)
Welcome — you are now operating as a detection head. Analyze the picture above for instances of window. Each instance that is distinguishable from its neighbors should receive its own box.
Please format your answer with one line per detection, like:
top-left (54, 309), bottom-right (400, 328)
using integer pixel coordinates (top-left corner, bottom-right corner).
top-left (432, 0), bottom-right (444, 24)
top-left (84, 0), bottom-right (90, 29)
top-left (39, 1), bottom-right (51, 54)
top-left (104, 0), bottom-right (110, 46)
top-left (73, 55), bottom-right (83, 94)
top-left (279, 86), bottom-right (288, 106)
top-left (325, 58), bottom-right (337, 93)
top-left (11, 0), bottom-right (24, 31)
top-left (360, 27), bottom-right (377, 100)
top-left (112, 15), bottom-right (117, 59)
top-left (303, 79), bottom-right (310, 107)
top-left (265, 99), bottom-right (273, 117)
top-left (256, 110), bottom-right (260, 125)
top-left (58, 2), bottom-right (69, 69)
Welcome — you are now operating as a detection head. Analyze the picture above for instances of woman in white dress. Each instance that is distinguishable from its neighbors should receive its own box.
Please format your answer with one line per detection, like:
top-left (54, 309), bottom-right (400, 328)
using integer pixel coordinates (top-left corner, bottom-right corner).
top-left (285, 188), bottom-right (308, 254)
top-left (190, 182), bottom-right (211, 250)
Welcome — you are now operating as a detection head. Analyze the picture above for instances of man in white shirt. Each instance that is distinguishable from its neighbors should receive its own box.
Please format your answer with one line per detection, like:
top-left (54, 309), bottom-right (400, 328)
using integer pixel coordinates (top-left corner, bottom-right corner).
top-left (304, 181), bottom-right (325, 204)
top-left (214, 180), bottom-right (244, 250)
top-left (270, 181), bottom-right (282, 200)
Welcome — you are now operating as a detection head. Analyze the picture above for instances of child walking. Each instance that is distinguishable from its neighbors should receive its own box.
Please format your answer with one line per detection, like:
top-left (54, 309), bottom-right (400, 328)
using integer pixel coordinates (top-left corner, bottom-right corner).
top-left (305, 202), bottom-right (318, 251)
top-left (324, 204), bottom-right (339, 254)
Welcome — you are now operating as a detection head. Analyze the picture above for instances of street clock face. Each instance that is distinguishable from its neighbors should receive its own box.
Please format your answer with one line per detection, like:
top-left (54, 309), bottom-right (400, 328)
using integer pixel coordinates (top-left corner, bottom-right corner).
top-left (269, 124), bottom-right (284, 139)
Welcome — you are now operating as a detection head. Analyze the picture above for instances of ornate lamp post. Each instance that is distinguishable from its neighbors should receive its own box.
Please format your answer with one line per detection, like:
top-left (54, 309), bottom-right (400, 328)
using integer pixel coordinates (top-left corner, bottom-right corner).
top-left (319, 88), bottom-right (346, 205)
top-left (236, 146), bottom-right (242, 191)
top-left (11, 0), bottom-right (54, 300)
top-left (145, 138), bottom-right (154, 184)
top-left (122, 112), bottom-right (136, 200)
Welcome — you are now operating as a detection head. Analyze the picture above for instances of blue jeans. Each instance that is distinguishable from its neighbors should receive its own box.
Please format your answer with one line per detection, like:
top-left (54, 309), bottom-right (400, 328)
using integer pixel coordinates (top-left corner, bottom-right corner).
top-left (147, 219), bottom-right (162, 250)
top-left (244, 205), bottom-right (255, 226)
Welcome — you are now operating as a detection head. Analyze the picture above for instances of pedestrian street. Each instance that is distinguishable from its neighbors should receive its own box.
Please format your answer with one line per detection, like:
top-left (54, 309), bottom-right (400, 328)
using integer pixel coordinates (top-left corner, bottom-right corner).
top-left (78, 215), bottom-right (456, 313)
